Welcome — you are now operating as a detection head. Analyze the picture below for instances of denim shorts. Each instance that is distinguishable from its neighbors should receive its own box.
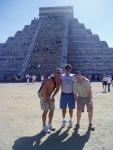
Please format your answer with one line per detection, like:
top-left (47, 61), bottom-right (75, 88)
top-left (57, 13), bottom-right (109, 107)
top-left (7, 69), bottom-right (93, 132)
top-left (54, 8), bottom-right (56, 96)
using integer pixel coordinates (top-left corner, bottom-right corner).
top-left (60, 92), bottom-right (75, 109)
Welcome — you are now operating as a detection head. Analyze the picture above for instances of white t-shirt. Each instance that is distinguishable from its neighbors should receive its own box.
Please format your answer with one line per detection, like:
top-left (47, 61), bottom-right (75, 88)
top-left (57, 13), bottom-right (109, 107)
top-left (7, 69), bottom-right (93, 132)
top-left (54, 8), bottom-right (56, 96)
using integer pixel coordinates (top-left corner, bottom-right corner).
top-left (103, 76), bottom-right (107, 82)
top-left (61, 73), bottom-right (75, 93)
top-left (106, 76), bottom-right (112, 84)
top-left (32, 75), bottom-right (36, 80)
top-left (26, 74), bottom-right (29, 79)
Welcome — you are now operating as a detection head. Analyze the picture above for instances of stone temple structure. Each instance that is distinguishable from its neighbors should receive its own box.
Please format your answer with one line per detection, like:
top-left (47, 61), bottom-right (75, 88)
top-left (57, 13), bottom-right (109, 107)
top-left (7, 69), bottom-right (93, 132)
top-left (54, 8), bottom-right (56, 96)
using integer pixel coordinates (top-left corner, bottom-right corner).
top-left (0, 6), bottom-right (113, 80)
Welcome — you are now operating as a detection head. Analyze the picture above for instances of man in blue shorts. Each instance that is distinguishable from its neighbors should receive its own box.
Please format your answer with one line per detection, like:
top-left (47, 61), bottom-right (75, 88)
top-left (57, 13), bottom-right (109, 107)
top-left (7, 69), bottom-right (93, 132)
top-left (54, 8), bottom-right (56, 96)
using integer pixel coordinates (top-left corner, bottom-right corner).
top-left (60, 64), bottom-right (75, 128)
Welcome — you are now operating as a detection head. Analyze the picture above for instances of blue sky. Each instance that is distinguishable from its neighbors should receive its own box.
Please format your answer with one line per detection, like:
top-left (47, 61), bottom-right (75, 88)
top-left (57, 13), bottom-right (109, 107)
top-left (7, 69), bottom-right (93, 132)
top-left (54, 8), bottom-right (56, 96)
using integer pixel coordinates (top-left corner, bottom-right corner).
top-left (0, 0), bottom-right (113, 47)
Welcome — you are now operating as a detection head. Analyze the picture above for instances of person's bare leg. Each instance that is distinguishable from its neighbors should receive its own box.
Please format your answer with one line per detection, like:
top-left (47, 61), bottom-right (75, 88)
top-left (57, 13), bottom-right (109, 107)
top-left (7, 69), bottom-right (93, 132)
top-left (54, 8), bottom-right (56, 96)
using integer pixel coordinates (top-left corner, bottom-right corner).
top-left (68, 109), bottom-right (73, 127)
top-left (42, 111), bottom-right (48, 127)
top-left (75, 109), bottom-right (82, 130)
top-left (88, 111), bottom-right (93, 124)
top-left (102, 84), bottom-right (104, 91)
top-left (88, 110), bottom-right (95, 130)
top-left (77, 109), bottom-right (82, 124)
top-left (61, 109), bottom-right (67, 127)
top-left (69, 109), bottom-right (73, 118)
top-left (48, 109), bottom-right (56, 131)
top-left (62, 109), bottom-right (66, 118)
top-left (105, 85), bottom-right (107, 92)
top-left (48, 110), bottom-right (54, 124)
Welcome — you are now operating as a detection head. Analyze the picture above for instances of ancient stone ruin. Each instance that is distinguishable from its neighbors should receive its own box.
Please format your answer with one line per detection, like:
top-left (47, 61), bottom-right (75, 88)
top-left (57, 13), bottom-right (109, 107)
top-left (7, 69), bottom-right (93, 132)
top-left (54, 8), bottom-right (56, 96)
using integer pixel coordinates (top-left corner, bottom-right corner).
top-left (0, 6), bottom-right (113, 80)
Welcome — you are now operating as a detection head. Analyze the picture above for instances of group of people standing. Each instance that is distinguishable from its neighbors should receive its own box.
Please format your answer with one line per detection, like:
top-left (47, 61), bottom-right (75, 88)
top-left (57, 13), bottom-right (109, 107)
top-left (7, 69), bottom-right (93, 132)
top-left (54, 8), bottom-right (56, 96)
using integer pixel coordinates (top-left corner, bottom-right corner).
top-left (102, 74), bottom-right (112, 93)
top-left (26, 74), bottom-right (37, 83)
top-left (38, 64), bottom-right (94, 134)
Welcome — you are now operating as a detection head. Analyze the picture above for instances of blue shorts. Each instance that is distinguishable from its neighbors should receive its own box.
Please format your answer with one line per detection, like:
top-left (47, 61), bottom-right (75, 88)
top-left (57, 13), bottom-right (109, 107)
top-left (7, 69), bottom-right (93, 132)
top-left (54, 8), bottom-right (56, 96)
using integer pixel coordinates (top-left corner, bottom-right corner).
top-left (60, 92), bottom-right (75, 109)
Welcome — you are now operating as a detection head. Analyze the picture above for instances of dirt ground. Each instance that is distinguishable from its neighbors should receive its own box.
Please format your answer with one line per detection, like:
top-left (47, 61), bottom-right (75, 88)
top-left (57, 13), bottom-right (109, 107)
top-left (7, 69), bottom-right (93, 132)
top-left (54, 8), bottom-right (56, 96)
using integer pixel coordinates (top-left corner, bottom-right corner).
top-left (0, 82), bottom-right (113, 150)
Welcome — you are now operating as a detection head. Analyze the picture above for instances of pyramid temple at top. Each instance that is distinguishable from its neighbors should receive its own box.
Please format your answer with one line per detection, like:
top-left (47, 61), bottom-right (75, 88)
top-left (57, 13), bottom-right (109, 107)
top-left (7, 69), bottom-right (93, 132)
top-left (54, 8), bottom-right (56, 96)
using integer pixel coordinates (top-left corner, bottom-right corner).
top-left (0, 6), bottom-right (113, 80)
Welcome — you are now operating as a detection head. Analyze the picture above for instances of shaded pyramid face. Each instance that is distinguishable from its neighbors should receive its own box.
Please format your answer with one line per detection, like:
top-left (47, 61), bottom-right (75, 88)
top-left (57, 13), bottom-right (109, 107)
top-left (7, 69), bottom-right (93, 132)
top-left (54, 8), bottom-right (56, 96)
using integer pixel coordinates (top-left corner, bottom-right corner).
top-left (0, 6), bottom-right (113, 80)
top-left (68, 18), bottom-right (113, 74)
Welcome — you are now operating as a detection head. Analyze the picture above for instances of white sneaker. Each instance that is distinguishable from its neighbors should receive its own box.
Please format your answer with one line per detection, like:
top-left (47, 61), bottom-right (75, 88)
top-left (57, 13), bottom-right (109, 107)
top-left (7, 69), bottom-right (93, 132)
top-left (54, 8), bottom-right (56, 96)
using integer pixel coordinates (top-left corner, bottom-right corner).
top-left (68, 120), bottom-right (73, 128)
top-left (61, 120), bottom-right (67, 128)
top-left (42, 126), bottom-right (50, 134)
top-left (48, 124), bottom-right (55, 131)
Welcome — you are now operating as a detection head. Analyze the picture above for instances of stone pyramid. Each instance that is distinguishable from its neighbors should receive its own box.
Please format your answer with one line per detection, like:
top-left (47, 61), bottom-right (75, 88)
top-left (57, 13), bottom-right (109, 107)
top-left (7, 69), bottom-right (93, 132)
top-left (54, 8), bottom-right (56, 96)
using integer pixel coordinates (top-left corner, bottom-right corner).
top-left (0, 6), bottom-right (113, 80)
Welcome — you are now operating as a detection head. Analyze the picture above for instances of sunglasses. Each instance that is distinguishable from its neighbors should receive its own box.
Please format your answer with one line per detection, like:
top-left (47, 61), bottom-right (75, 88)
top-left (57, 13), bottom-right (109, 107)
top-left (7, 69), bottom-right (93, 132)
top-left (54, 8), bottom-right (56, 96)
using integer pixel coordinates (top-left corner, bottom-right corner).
top-left (56, 72), bottom-right (61, 74)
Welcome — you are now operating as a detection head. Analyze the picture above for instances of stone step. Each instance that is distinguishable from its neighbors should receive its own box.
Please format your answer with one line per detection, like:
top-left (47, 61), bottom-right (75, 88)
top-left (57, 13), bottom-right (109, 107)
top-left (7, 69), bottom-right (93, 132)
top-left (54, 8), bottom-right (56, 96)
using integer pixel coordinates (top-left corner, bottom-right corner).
top-left (0, 56), bottom-right (24, 59)
top-left (0, 68), bottom-right (20, 72)
top-left (70, 18), bottom-right (79, 25)
top-left (69, 34), bottom-right (100, 41)
top-left (72, 70), bottom-right (113, 74)
top-left (69, 41), bottom-right (108, 48)
top-left (68, 48), bottom-right (113, 55)
top-left (69, 29), bottom-right (92, 34)
top-left (68, 55), bottom-right (113, 62)
top-left (69, 24), bottom-right (85, 30)
top-left (70, 64), bottom-right (113, 71)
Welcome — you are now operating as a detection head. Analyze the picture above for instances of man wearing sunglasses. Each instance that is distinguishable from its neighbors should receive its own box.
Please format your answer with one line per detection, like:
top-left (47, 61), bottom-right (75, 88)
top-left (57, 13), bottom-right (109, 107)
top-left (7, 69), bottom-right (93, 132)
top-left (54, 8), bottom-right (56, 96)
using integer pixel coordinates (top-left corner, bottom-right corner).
top-left (38, 68), bottom-right (61, 133)
top-left (60, 64), bottom-right (75, 128)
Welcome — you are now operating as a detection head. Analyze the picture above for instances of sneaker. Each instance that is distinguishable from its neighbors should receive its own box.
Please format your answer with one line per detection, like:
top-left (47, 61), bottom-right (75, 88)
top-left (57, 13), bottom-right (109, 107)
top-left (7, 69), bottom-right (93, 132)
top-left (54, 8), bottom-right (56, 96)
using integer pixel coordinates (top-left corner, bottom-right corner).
top-left (88, 123), bottom-right (95, 131)
top-left (48, 124), bottom-right (56, 131)
top-left (61, 120), bottom-right (67, 128)
top-left (42, 126), bottom-right (50, 134)
top-left (74, 123), bottom-right (80, 130)
top-left (68, 120), bottom-right (73, 128)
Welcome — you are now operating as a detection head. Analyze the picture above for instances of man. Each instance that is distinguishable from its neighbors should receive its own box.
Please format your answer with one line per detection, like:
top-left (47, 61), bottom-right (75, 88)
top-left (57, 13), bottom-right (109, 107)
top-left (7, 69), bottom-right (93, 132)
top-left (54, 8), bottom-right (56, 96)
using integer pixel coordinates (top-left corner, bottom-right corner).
top-left (73, 71), bottom-right (94, 131)
top-left (106, 74), bottom-right (112, 92)
top-left (25, 74), bottom-right (30, 83)
top-left (60, 64), bottom-right (75, 128)
top-left (102, 74), bottom-right (108, 93)
top-left (38, 68), bottom-right (61, 133)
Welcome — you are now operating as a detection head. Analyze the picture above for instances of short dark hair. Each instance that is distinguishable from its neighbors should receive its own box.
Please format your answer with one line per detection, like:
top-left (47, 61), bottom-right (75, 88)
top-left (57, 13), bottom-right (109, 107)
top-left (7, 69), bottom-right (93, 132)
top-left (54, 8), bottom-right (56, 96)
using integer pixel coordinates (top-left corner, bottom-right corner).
top-left (75, 71), bottom-right (81, 75)
top-left (65, 64), bottom-right (72, 69)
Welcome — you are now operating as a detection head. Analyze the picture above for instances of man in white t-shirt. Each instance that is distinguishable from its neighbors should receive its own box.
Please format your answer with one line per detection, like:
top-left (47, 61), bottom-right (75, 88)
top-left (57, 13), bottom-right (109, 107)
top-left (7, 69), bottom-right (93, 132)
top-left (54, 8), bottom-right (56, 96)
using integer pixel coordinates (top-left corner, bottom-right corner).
top-left (60, 64), bottom-right (75, 128)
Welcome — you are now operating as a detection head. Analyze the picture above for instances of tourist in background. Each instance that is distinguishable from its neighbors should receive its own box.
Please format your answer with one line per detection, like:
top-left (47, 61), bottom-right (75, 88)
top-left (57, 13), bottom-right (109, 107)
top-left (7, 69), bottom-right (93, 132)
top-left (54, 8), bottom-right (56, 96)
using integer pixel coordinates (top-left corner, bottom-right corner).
top-left (32, 74), bottom-right (36, 83)
top-left (25, 74), bottom-right (30, 83)
top-left (102, 74), bottom-right (108, 92)
top-left (106, 74), bottom-right (112, 92)
top-left (60, 64), bottom-right (75, 128)
top-left (73, 71), bottom-right (95, 131)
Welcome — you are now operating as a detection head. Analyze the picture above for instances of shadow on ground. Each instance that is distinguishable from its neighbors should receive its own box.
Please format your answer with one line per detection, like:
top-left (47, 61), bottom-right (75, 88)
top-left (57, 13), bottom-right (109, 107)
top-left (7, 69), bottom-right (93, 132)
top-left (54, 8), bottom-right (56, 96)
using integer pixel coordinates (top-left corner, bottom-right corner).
top-left (12, 128), bottom-right (91, 150)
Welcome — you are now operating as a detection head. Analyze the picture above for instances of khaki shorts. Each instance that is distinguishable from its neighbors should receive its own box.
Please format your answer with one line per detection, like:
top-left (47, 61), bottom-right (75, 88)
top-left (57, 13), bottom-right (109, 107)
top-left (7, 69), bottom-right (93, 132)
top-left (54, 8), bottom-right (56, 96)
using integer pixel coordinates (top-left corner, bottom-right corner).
top-left (77, 97), bottom-right (93, 112)
top-left (38, 92), bottom-right (55, 112)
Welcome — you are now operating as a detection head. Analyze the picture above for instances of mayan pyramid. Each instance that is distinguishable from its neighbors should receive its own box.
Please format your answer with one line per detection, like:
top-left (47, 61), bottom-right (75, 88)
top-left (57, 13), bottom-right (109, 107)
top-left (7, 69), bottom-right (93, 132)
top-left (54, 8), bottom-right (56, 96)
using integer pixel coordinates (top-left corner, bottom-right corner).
top-left (0, 6), bottom-right (113, 80)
